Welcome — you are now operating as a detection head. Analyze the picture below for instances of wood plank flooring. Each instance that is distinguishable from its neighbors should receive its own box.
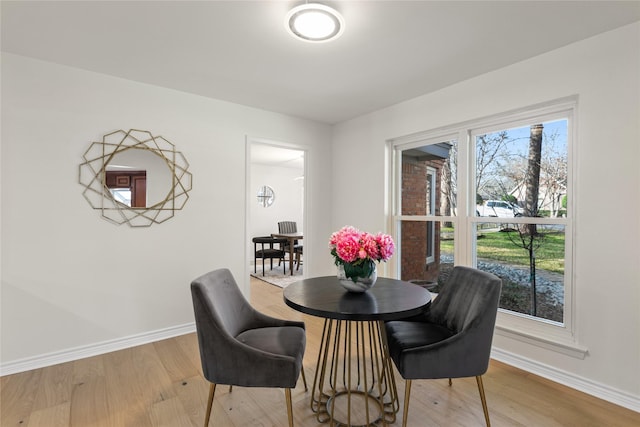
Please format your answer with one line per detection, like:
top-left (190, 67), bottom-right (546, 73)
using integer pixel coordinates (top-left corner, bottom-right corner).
top-left (2, 277), bottom-right (639, 426)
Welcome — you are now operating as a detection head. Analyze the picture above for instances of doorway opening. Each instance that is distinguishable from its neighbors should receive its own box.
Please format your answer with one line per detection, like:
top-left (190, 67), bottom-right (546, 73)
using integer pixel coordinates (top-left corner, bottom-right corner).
top-left (247, 139), bottom-right (306, 288)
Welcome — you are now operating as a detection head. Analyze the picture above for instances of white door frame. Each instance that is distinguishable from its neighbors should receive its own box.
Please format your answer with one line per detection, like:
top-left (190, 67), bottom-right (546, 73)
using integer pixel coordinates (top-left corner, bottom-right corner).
top-left (244, 136), bottom-right (308, 294)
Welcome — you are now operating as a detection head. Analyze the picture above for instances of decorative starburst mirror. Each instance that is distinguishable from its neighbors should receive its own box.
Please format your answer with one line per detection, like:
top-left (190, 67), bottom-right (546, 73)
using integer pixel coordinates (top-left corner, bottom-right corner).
top-left (79, 129), bottom-right (192, 227)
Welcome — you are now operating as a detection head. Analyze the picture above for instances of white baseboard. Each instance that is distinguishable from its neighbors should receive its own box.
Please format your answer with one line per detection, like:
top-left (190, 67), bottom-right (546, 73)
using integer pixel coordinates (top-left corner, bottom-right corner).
top-left (491, 347), bottom-right (640, 413)
top-left (0, 323), bottom-right (196, 376)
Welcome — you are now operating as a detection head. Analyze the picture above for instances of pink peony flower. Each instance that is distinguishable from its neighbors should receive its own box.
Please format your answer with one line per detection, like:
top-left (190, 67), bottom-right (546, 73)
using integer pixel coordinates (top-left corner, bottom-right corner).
top-left (375, 233), bottom-right (395, 261)
top-left (361, 233), bottom-right (380, 260)
top-left (335, 234), bottom-right (360, 263)
top-left (329, 226), bottom-right (394, 265)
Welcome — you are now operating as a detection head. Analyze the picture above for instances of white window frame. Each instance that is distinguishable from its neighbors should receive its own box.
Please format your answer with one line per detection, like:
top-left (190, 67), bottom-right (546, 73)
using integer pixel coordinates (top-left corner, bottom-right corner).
top-left (388, 96), bottom-right (587, 358)
top-left (426, 166), bottom-right (436, 264)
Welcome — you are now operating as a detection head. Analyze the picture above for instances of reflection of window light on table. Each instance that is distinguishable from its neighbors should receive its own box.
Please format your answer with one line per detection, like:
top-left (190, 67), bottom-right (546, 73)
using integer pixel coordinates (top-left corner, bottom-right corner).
top-left (110, 188), bottom-right (132, 207)
top-left (257, 185), bottom-right (275, 207)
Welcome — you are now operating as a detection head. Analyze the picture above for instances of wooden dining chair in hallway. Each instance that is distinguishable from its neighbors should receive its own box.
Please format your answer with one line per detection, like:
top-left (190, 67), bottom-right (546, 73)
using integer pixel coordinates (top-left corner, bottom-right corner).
top-left (253, 236), bottom-right (286, 276)
top-left (385, 266), bottom-right (502, 427)
top-left (190, 268), bottom-right (307, 427)
top-left (277, 221), bottom-right (303, 268)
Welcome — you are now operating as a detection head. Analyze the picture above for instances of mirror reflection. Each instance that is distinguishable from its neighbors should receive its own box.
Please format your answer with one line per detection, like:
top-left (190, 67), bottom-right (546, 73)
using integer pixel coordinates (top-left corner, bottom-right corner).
top-left (105, 148), bottom-right (172, 208)
top-left (257, 185), bottom-right (275, 208)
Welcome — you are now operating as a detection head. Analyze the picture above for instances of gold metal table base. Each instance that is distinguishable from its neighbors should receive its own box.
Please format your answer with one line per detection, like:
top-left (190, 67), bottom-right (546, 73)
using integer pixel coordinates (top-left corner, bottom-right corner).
top-left (310, 319), bottom-right (399, 426)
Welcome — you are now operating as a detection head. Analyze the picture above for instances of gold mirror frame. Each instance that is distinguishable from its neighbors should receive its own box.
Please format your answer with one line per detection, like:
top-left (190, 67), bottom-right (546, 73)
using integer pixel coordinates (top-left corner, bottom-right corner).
top-left (79, 129), bottom-right (192, 227)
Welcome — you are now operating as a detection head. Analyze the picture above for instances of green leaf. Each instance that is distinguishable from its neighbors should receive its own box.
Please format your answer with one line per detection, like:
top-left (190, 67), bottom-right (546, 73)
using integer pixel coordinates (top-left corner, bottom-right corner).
top-left (343, 259), bottom-right (376, 282)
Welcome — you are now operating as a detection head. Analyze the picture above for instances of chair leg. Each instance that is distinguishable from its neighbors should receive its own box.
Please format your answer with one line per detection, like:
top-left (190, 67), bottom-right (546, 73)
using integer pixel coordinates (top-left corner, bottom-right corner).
top-left (300, 366), bottom-right (308, 391)
top-left (449, 378), bottom-right (452, 386)
top-left (285, 388), bottom-right (294, 427)
top-left (476, 375), bottom-right (491, 427)
top-left (402, 379), bottom-right (412, 427)
top-left (204, 383), bottom-right (216, 427)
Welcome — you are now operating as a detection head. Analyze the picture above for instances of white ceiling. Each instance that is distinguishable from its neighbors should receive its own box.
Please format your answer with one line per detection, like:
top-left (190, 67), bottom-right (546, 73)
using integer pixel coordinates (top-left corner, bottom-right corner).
top-left (2, 1), bottom-right (639, 124)
top-left (251, 144), bottom-right (305, 169)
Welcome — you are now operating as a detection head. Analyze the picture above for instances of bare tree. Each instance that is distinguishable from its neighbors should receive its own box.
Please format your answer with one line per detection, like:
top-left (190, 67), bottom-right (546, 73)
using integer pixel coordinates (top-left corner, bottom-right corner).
top-left (475, 131), bottom-right (510, 200)
top-left (507, 124), bottom-right (544, 316)
top-left (538, 131), bottom-right (567, 217)
top-left (499, 128), bottom-right (567, 215)
top-left (525, 125), bottom-right (543, 217)
top-left (440, 141), bottom-right (457, 226)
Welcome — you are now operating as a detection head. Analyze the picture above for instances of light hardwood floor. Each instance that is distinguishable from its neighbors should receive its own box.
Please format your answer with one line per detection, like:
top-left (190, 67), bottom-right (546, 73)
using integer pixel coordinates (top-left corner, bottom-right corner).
top-left (2, 277), bottom-right (639, 427)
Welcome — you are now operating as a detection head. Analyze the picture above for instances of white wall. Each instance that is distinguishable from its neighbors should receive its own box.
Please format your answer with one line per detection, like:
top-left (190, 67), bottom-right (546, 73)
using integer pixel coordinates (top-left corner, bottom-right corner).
top-left (332, 23), bottom-right (640, 409)
top-left (0, 53), bottom-right (333, 369)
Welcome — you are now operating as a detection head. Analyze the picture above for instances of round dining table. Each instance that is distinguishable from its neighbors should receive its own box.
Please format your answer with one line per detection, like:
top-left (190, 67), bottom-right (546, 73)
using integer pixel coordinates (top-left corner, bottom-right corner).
top-left (284, 276), bottom-right (432, 426)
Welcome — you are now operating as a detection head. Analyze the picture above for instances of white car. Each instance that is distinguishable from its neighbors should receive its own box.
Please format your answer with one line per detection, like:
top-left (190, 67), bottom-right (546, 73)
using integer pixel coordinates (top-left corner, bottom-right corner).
top-left (476, 200), bottom-right (523, 217)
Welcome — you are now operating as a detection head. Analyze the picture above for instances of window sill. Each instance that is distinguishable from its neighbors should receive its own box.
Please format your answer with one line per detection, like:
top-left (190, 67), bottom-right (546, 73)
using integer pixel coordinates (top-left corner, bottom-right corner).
top-left (495, 324), bottom-right (588, 359)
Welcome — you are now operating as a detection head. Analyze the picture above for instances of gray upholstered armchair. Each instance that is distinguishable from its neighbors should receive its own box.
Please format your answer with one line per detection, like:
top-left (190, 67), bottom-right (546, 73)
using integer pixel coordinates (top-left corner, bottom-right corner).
top-left (190, 268), bottom-right (307, 427)
top-left (385, 266), bottom-right (502, 427)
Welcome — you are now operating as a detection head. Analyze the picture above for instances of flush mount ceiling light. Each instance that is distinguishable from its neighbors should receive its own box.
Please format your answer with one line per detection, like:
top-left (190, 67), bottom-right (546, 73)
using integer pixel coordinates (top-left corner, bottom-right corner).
top-left (285, 3), bottom-right (345, 43)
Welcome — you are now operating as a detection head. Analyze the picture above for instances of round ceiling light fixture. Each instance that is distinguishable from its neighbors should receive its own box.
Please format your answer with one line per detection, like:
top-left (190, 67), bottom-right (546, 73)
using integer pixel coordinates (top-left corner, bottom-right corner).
top-left (285, 3), bottom-right (345, 43)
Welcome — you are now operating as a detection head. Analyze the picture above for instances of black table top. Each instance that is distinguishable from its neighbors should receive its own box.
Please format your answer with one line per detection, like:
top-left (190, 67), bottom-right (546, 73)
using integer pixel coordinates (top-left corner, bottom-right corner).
top-left (283, 276), bottom-right (432, 321)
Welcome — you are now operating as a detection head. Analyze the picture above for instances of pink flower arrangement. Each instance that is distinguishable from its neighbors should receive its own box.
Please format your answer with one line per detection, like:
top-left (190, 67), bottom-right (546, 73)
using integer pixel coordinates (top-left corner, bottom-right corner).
top-left (329, 226), bottom-right (395, 280)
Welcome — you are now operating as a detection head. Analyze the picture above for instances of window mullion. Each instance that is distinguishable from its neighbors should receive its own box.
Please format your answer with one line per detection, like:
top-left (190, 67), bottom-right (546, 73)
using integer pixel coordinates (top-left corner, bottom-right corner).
top-left (456, 129), bottom-right (472, 267)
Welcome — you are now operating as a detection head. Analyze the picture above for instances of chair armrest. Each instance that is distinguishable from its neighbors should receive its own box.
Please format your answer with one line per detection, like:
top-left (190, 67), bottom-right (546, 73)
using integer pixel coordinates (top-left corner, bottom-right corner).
top-left (250, 309), bottom-right (305, 330)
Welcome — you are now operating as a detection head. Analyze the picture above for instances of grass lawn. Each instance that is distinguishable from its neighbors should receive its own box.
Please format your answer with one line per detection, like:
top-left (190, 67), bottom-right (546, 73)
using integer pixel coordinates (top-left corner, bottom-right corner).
top-left (440, 226), bottom-right (565, 274)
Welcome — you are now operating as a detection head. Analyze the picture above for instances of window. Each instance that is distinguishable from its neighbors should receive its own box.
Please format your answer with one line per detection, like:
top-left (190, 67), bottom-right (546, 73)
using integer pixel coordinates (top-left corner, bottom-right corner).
top-left (395, 137), bottom-right (457, 290)
top-left (110, 188), bottom-right (132, 206)
top-left (473, 119), bottom-right (568, 324)
top-left (389, 97), bottom-right (580, 353)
